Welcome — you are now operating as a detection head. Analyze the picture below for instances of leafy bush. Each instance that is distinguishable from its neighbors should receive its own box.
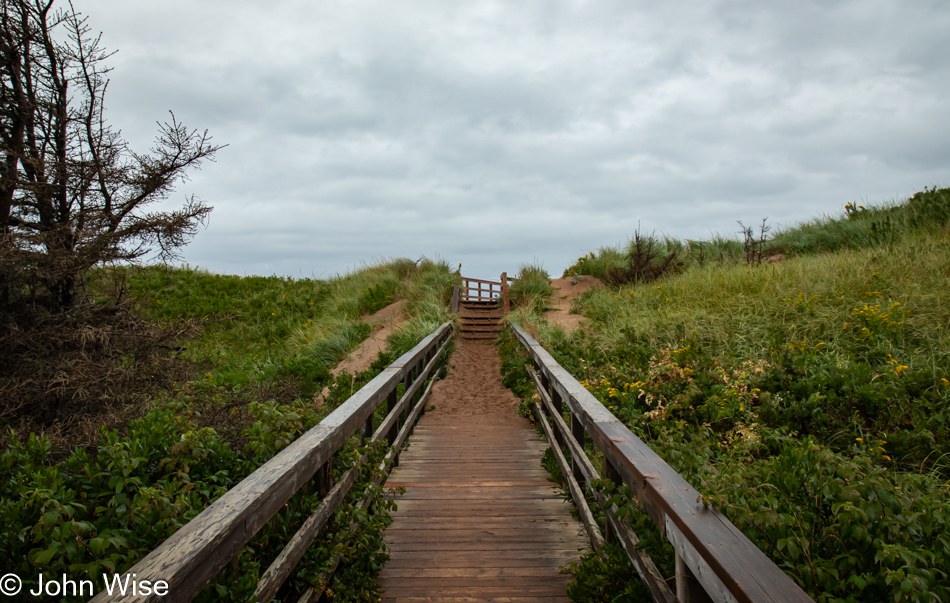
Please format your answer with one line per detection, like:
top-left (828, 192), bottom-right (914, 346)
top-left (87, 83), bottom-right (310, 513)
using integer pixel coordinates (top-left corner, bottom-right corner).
top-left (1, 257), bottom-right (458, 600)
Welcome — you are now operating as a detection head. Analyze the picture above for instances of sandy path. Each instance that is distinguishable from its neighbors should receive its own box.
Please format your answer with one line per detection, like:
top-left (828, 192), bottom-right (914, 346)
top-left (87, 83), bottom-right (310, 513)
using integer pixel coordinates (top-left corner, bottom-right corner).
top-left (543, 276), bottom-right (603, 333)
top-left (330, 299), bottom-right (407, 377)
top-left (424, 338), bottom-right (523, 420)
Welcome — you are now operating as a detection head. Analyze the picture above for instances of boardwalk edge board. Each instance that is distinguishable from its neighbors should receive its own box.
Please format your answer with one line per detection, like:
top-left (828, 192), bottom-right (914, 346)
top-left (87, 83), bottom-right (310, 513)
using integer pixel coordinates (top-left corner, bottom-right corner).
top-left (511, 323), bottom-right (814, 603)
top-left (88, 322), bottom-right (453, 603)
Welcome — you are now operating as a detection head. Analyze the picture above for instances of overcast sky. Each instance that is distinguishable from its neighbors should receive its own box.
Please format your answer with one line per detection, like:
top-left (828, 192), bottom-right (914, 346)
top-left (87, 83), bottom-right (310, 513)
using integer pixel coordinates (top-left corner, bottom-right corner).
top-left (77, 0), bottom-right (950, 280)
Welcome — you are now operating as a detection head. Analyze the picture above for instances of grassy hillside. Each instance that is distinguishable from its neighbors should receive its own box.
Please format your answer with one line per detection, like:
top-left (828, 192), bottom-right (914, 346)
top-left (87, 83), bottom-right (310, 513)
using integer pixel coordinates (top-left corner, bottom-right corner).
top-left (503, 188), bottom-right (950, 603)
top-left (1, 258), bottom-right (457, 602)
top-left (114, 258), bottom-right (456, 398)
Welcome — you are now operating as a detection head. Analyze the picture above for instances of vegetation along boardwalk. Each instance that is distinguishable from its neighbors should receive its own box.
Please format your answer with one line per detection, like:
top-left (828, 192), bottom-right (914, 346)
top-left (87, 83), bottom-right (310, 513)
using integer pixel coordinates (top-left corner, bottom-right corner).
top-left (379, 337), bottom-right (589, 601)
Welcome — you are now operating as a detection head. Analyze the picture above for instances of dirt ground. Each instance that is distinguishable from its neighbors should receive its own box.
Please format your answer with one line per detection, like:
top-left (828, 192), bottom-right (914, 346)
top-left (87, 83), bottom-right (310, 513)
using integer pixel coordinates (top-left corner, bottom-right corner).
top-left (543, 276), bottom-right (603, 333)
top-left (423, 337), bottom-right (524, 422)
top-left (330, 299), bottom-right (407, 377)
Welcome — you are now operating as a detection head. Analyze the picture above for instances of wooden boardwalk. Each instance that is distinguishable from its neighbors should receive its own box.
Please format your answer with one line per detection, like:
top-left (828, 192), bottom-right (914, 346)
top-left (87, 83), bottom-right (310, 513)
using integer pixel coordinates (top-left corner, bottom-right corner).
top-left (379, 340), bottom-right (589, 602)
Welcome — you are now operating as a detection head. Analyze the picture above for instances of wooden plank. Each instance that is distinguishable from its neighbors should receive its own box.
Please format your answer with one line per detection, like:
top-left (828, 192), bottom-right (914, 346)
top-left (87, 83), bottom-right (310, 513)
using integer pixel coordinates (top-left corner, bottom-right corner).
top-left (386, 541), bottom-right (585, 552)
top-left (390, 487), bottom-right (568, 500)
top-left (385, 555), bottom-right (579, 570)
top-left (387, 518), bottom-right (580, 529)
top-left (381, 585), bottom-right (571, 597)
top-left (383, 600), bottom-right (570, 603)
top-left (383, 574), bottom-right (574, 586)
top-left (385, 526), bottom-right (585, 539)
top-left (387, 481), bottom-right (552, 488)
top-left (461, 276), bottom-right (502, 286)
top-left (388, 502), bottom-right (576, 517)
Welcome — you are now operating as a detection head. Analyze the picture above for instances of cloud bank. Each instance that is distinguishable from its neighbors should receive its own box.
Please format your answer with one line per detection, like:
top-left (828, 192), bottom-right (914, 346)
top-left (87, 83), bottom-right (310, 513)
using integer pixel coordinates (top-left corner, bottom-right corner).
top-left (79, 0), bottom-right (950, 278)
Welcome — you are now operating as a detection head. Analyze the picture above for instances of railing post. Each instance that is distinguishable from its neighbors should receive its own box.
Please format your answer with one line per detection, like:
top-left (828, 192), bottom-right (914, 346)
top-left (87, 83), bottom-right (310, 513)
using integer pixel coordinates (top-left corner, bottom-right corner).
top-left (676, 554), bottom-right (712, 603)
top-left (571, 413), bottom-right (586, 486)
top-left (550, 387), bottom-right (565, 448)
top-left (603, 458), bottom-right (621, 544)
top-left (451, 285), bottom-right (460, 313)
top-left (420, 350), bottom-right (433, 416)
top-left (387, 388), bottom-right (399, 466)
top-left (501, 272), bottom-right (510, 312)
top-left (361, 412), bottom-right (374, 446)
top-left (406, 361), bottom-right (418, 435)
top-left (316, 455), bottom-right (334, 498)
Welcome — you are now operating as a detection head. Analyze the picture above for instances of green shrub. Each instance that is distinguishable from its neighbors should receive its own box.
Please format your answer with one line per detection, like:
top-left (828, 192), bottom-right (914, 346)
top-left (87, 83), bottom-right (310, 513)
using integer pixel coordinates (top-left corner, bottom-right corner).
top-left (4, 257), bottom-right (459, 600)
top-left (508, 264), bottom-right (553, 314)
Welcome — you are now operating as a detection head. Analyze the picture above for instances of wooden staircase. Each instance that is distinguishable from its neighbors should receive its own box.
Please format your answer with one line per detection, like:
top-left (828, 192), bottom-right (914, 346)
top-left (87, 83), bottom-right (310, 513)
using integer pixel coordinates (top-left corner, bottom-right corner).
top-left (453, 274), bottom-right (511, 341)
top-left (459, 299), bottom-right (504, 340)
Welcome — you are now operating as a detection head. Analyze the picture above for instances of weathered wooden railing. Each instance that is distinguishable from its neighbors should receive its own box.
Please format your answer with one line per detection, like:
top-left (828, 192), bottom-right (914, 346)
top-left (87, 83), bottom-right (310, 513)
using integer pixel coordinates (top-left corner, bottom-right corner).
top-left (455, 273), bottom-right (512, 312)
top-left (90, 322), bottom-right (454, 603)
top-left (510, 323), bottom-right (813, 603)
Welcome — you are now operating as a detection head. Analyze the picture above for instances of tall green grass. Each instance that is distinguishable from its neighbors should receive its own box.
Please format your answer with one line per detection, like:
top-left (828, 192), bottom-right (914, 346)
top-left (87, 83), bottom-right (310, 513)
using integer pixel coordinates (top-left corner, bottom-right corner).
top-left (508, 264), bottom-right (554, 314)
top-left (563, 187), bottom-right (950, 279)
top-left (507, 188), bottom-right (950, 602)
top-left (105, 258), bottom-right (454, 395)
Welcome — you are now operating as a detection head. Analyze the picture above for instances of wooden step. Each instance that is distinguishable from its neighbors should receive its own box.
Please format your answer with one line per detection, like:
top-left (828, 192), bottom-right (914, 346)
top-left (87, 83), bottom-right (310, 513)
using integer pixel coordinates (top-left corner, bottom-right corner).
top-left (459, 301), bottom-right (500, 310)
top-left (460, 316), bottom-right (503, 324)
top-left (460, 325), bottom-right (504, 333)
top-left (460, 311), bottom-right (502, 319)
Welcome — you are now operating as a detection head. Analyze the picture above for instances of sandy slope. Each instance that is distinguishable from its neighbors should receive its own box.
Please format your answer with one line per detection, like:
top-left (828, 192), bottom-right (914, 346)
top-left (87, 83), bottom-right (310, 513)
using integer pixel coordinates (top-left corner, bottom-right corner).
top-left (330, 299), bottom-right (407, 377)
top-left (542, 276), bottom-right (603, 333)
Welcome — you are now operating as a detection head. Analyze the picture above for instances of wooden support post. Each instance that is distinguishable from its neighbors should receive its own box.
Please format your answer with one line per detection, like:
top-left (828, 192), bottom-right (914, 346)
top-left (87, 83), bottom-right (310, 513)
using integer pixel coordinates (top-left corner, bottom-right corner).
top-left (604, 458), bottom-right (621, 544)
top-left (315, 454), bottom-right (333, 498)
top-left (420, 351), bottom-right (432, 416)
top-left (676, 552), bottom-right (713, 603)
top-left (403, 364), bottom-right (415, 423)
top-left (551, 388), bottom-right (565, 447)
top-left (451, 285), bottom-right (460, 313)
top-left (571, 412), bottom-right (586, 486)
top-left (501, 271), bottom-right (510, 312)
top-left (387, 388), bottom-right (399, 466)
top-left (361, 413), bottom-right (374, 446)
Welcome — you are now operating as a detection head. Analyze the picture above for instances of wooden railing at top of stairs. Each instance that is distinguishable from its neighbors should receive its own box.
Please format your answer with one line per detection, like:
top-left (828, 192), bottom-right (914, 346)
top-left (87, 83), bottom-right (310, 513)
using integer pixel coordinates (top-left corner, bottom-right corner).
top-left (451, 272), bottom-right (513, 313)
top-left (511, 322), bottom-right (814, 603)
top-left (452, 273), bottom-right (515, 340)
top-left (457, 273), bottom-right (510, 309)
top-left (88, 323), bottom-right (454, 603)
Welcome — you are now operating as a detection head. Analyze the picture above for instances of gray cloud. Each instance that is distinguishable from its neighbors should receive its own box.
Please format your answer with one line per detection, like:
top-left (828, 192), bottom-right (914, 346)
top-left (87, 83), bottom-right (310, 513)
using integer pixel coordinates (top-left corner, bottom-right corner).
top-left (77, 0), bottom-right (950, 280)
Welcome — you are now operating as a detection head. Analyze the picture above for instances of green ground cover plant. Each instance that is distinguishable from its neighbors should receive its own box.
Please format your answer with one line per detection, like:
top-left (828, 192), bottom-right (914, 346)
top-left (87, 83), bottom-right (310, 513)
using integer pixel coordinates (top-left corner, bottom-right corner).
top-left (504, 188), bottom-right (950, 603)
top-left (2, 258), bottom-right (457, 602)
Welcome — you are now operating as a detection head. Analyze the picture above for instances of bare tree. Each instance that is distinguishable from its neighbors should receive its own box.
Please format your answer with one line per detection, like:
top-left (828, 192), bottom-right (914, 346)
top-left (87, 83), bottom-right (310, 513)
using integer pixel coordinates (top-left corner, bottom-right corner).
top-left (738, 218), bottom-right (771, 266)
top-left (0, 0), bottom-right (221, 311)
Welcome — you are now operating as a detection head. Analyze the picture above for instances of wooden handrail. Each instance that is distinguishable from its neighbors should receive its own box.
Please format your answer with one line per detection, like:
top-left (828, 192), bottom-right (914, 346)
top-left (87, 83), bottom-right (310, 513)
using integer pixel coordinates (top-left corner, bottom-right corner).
top-left (510, 323), bottom-right (813, 603)
top-left (90, 322), bottom-right (454, 603)
top-left (459, 273), bottom-right (514, 309)
top-left (459, 276), bottom-right (501, 285)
